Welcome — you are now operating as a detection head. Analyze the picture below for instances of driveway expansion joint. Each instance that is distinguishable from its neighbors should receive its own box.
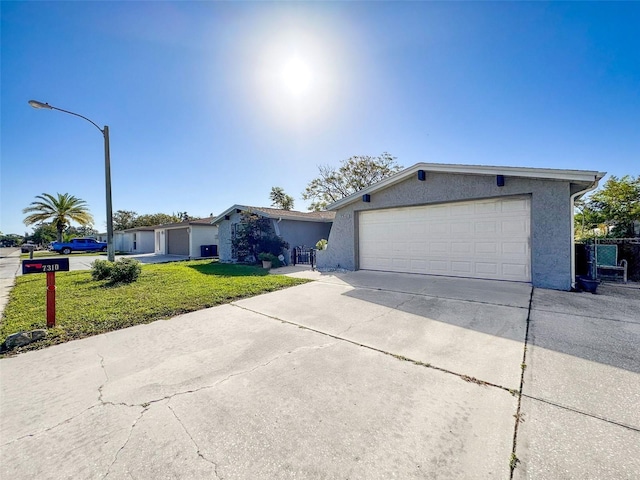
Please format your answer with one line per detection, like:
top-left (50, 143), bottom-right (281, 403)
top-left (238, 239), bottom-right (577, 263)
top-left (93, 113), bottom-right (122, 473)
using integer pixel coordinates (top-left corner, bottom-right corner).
top-left (510, 286), bottom-right (534, 479)
top-left (232, 303), bottom-right (515, 394)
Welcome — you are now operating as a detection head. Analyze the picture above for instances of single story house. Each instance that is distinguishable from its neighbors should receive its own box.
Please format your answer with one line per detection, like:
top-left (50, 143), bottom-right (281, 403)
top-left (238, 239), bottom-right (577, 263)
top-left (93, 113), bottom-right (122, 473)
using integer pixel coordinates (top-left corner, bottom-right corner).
top-left (114, 227), bottom-right (155, 254)
top-left (212, 205), bottom-right (335, 264)
top-left (154, 218), bottom-right (218, 258)
top-left (317, 163), bottom-right (605, 291)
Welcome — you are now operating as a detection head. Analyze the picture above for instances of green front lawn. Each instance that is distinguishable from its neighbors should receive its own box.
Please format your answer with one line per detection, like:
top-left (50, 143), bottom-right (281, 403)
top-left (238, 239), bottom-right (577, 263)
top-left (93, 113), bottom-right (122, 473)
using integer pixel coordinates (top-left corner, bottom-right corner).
top-left (1, 260), bottom-right (309, 352)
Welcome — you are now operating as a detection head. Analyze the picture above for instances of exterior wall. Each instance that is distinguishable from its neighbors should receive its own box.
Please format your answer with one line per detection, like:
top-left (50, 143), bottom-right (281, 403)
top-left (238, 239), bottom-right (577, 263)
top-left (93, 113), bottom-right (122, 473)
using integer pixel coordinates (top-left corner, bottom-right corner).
top-left (116, 231), bottom-right (160, 253)
top-left (217, 210), bottom-right (243, 262)
top-left (189, 225), bottom-right (218, 257)
top-left (276, 219), bottom-right (332, 264)
top-left (216, 211), bottom-right (332, 264)
top-left (114, 232), bottom-right (130, 252)
top-left (319, 172), bottom-right (572, 290)
top-left (135, 231), bottom-right (155, 253)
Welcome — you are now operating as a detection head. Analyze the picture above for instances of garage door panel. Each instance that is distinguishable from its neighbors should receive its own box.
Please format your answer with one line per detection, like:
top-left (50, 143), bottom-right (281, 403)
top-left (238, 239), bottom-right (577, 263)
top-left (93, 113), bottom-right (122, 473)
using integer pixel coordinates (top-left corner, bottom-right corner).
top-left (475, 202), bottom-right (499, 214)
top-left (450, 222), bottom-right (471, 235)
top-left (475, 221), bottom-right (497, 234)
top-left (503, 264), bottom-right (528, 278)
top-left (451, 261), bottom-right (473, 274)
top-left (429, 222), bottom-right (450, 235)
top-left (359, 196), bottom-right (531, 282)
top-left (502, 242), bottom-right (527, 255)
top-left (429, 242), bottom-right (449, 254)
top-left (501, 198), bottom-right (529, 212)
top-left (502, 219), bottom-right (528, 235)
top-left (451, 242), bottom-right (473, 254)
top-left (476, 263), bottom-right (499, 275)
top-left (429, 260), bottom-right (449, 273)
top-left (475, 243), bottom-right (497, 254)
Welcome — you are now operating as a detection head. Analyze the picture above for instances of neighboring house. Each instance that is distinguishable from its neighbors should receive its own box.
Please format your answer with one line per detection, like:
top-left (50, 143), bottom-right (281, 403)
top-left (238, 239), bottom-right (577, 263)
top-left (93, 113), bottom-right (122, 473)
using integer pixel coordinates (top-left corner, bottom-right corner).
top-left (154, 218), bottom-right (218, 258)
top-left (317, 163), bottom-right (605, 291)
top-left (114, 227), bottom-right (155, 254)
top-left (212, 205), bottom-right (335, 264)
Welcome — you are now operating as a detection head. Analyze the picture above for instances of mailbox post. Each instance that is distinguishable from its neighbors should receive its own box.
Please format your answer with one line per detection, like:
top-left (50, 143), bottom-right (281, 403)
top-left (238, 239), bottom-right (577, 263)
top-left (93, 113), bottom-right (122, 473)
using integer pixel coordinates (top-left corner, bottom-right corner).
top-left (22, 258), bottom-right (70, 328)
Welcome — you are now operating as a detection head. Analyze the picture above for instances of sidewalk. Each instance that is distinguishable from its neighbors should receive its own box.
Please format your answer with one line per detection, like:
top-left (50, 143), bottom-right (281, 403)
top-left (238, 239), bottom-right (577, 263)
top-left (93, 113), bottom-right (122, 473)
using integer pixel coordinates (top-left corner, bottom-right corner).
top-left (0, 249), bottom-right (21, 319)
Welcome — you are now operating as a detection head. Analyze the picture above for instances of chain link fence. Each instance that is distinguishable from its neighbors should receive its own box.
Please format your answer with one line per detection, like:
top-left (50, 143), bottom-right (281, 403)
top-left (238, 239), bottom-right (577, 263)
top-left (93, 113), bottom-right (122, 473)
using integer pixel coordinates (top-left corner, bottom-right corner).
top-left (576, 238), bottom-right (640, 282)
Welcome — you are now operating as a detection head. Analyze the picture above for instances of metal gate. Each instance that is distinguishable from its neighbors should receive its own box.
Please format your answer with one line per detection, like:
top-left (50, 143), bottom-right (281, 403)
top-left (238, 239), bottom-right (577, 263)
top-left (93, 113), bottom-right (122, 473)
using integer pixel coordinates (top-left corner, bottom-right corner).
top-left (292, 246), bottom-right (316, 269)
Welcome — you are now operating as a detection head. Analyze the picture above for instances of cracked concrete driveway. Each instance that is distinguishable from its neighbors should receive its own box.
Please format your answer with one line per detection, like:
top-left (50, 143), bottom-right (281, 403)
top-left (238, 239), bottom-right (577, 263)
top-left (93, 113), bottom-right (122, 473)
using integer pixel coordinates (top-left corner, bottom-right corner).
top-left (1, 271), bottom-right (638, 479)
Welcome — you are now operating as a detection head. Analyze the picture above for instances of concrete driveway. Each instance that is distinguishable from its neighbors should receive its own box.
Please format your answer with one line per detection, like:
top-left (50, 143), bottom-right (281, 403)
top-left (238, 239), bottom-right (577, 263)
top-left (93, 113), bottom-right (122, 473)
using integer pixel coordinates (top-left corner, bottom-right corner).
top-left (1, 271), bottom-right (638, 479)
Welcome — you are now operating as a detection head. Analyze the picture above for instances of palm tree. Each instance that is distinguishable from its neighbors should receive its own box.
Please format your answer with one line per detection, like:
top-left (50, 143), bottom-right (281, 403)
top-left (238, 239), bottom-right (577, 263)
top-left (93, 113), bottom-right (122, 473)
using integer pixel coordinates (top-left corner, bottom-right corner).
top-left (23, 193), bottom-right (94, 242)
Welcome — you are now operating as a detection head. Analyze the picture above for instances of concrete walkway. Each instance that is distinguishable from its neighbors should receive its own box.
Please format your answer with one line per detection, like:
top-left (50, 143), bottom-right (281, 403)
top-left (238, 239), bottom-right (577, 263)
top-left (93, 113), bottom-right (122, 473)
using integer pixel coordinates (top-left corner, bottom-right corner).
top-left (1, 270), bottom-right (638, 479)
top-left (0, 248), bottom-right (21, 319)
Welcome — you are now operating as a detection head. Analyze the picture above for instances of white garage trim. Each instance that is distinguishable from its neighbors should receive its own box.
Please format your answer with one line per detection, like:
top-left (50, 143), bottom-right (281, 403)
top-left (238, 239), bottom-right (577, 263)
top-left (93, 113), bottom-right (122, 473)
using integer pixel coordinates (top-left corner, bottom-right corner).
top-left (358, 196), bottom-right (531, 282)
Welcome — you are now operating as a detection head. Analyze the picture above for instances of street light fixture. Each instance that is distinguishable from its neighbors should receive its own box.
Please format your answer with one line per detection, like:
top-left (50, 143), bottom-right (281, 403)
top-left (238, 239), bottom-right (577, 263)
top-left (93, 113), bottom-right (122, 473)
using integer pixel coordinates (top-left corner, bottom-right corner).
top-left (28, 100), bottom-right (115, 261)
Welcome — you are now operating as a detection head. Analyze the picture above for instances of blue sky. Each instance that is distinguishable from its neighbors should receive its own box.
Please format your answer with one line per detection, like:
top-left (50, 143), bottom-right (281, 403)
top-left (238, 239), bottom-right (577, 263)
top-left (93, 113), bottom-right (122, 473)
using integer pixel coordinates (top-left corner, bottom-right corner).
top-left (1, 1), bottom-right (639, 235)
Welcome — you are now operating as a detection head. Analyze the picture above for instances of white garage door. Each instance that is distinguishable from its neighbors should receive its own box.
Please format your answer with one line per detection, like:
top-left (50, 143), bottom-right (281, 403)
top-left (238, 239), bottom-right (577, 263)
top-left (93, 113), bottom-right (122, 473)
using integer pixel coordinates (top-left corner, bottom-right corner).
top-left (359, 196), bottom-right (531, 282)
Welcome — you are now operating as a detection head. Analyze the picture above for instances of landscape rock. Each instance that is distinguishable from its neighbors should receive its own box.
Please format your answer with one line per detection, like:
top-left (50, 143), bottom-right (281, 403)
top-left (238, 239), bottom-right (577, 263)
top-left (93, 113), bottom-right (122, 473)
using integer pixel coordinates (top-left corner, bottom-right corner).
top-left (30, 329), bottom-right (48, 341)
top-left (2, 329), bottom-right (48, 352)
top-left (5, 332), bottom-right (32, 349)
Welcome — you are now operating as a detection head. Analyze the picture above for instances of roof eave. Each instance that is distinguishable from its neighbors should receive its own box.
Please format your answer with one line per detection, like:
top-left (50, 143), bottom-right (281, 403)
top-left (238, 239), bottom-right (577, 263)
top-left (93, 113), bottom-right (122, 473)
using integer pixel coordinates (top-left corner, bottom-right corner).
top-left (327, 163), bottom-right (607, 210)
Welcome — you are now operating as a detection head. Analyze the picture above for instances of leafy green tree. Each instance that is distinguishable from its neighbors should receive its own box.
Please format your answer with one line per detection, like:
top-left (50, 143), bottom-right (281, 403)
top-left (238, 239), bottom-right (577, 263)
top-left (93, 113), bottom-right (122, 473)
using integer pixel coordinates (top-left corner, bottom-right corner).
top-left (269, 187), bottom-right (295, 210)
top-left (587, 175), bottom-right (640, 237)
top-left (113, 210), bottom-right (138, 230)
top-left (26, 223), bottom-right (58, 245)
top-left (136, 213), bottom-right (181, 226)
top-left (0, 233), bottom-right (24, 247)
top-left (302, 152), bottom-right (402, 211)
top-left (23, 193), bottom-right (94, 242)
top-left (574, 200), bottom-right (606, 240)
top-left (113, 211), bottom-right (182, 230)
top-left (64, 225), bottom-right (100, 241)
top-left (230, 211), bottom-right (289, 262)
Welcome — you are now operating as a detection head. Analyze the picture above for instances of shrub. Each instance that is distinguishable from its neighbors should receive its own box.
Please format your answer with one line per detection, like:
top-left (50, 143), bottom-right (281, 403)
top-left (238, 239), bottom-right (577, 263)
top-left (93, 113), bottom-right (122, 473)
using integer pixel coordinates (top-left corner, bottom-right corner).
top-left (91, 258), bottom-right (141, 284)
top-left (109, 258), bottom-right (142, 284)
top-left (316, 239), bottom-right (328, 250)
top-left (91, 259), bottom-right (114, 281)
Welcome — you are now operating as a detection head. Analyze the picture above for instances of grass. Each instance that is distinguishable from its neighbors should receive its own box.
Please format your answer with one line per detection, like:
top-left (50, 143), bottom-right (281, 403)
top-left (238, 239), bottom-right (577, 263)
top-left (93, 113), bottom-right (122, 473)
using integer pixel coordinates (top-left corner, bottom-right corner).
top-left (1, 260), bottom-right (309, 353)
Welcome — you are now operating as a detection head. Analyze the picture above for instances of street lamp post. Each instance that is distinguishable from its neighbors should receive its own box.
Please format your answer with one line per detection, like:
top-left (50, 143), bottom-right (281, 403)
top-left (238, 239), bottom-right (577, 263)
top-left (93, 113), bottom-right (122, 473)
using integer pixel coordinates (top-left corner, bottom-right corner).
top-left (28, 100), bottom-right (115, 262)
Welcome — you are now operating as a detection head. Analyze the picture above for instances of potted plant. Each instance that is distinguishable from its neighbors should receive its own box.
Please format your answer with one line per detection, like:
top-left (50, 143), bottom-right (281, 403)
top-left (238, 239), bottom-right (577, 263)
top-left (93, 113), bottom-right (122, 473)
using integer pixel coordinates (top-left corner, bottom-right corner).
top-left (258, 252), bottom-right (276, 269)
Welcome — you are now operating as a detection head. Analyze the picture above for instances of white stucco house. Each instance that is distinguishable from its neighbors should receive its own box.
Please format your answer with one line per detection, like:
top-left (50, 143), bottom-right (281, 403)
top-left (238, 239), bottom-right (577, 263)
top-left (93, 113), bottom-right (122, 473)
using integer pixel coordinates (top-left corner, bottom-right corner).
top-left (153, 217), bottom-right (218, 258)
top-left (114, 227), bottom-right (155, 254)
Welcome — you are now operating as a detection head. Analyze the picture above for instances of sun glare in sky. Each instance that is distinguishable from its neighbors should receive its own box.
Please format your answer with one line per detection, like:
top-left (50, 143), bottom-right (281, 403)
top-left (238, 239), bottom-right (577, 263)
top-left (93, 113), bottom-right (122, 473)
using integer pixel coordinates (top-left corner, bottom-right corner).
top-left (280, 56), bottom-right (313, 97)
top-left (248, 22), bottom-right (345, 131)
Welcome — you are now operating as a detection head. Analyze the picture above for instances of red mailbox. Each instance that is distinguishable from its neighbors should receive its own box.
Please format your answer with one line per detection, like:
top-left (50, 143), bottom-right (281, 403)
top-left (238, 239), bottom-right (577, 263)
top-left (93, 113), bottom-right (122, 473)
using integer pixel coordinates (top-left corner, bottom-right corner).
top-left (22, 258), bottom-right (69, 327)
